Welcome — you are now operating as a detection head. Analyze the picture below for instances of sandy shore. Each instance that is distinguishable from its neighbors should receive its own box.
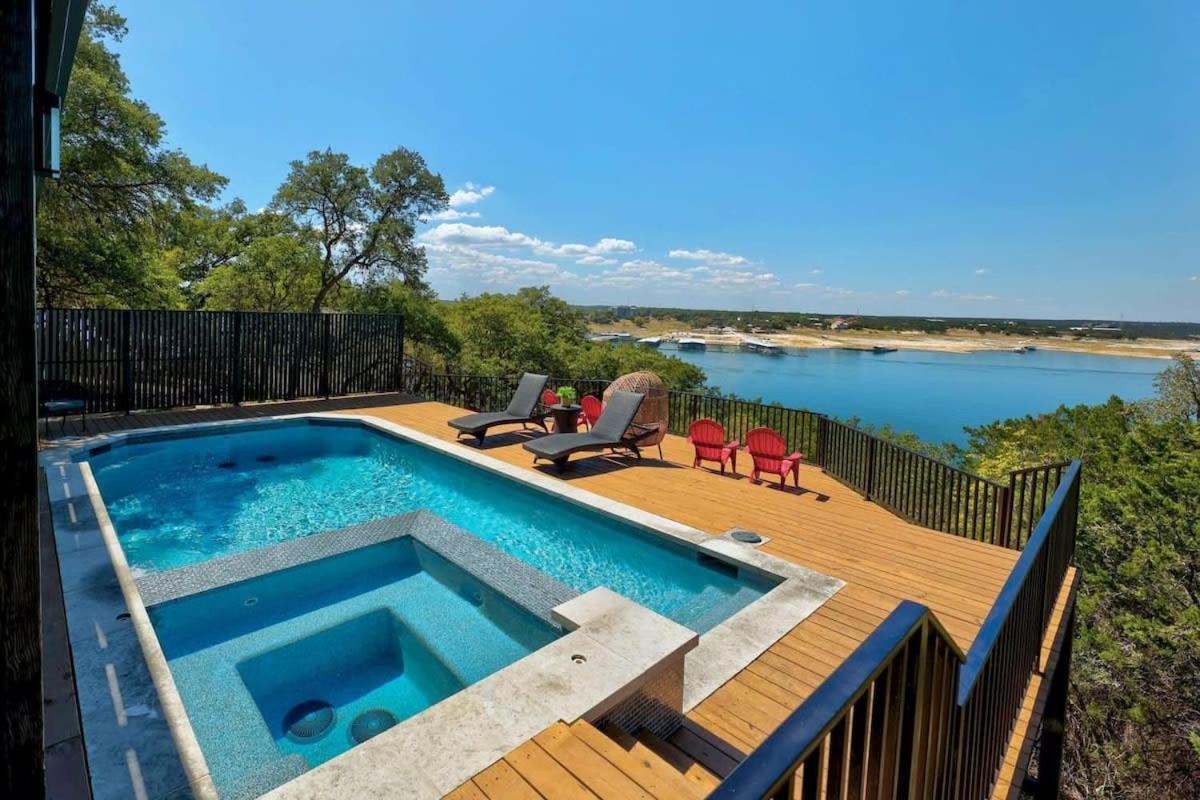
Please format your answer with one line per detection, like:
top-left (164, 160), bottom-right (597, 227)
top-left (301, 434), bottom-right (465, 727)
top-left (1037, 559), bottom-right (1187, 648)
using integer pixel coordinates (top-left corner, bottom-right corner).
top-left (591, 321), bottom-right (1199, 360)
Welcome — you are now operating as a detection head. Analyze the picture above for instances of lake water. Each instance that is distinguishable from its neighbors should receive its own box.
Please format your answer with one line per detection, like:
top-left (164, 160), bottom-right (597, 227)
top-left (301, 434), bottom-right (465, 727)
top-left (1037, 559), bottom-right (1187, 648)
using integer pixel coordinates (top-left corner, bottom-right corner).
top-left (667, 346), bottom-right (1163, 444)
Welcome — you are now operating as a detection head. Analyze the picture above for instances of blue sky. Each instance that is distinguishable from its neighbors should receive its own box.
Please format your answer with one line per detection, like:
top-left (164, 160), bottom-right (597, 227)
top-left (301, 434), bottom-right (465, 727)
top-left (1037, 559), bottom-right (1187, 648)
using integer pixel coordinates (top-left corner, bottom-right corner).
top-left (113, 1), bottom-right (1198, 320)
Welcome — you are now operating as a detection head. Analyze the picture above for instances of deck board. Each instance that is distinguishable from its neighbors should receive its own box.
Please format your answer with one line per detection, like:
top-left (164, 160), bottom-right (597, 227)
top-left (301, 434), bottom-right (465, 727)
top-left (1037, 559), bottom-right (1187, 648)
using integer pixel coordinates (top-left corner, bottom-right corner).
top-left (42, 396), bottom-right (1070, 798)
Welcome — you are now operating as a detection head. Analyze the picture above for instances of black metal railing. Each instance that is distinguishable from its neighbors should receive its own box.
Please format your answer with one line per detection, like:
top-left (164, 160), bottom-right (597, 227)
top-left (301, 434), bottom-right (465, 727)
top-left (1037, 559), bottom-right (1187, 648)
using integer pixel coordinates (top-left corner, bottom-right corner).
top-left (819, 417), bottom-right (1012, 545)
top-left (1005, 461), bottom-right (1072, 549)
top-left (37, 308), bottom-right (405, 414)
top-left (708, 462), bottom-right (1082, 800)
top-left (947, 459), bottom-right (1081, 799)
top-left (401, 363), bottom-right (1068, 552)
top-left (709, 601), bottom-right (964, 800)
top-left (668, 392), bottom-right (825, 459)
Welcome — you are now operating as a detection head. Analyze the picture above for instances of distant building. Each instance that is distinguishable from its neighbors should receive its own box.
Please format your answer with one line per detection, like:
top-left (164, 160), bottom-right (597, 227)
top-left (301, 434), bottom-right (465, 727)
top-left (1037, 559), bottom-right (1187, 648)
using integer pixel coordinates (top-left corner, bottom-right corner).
top-left (611, 305), bottom-right (637, 320)
top-left (829, 317), bottom-right (857, 330)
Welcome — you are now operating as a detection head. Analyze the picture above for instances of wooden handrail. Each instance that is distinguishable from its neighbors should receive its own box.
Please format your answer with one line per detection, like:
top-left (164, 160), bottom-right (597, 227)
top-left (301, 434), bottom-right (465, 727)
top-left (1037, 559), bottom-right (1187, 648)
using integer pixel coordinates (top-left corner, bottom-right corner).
top-left (708, 601), bottom-right (964, 800)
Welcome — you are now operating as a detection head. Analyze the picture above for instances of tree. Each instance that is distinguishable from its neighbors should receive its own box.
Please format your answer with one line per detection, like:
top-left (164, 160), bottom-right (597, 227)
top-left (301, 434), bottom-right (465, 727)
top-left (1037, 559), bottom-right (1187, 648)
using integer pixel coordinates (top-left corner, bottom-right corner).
top-left (271, 148), bottom-right (448, 312)
top-left (964, 394), bottom-right (1200, 799)
top-left (342, 281), bottom-right (461, 361)
top-left (1151, 354), bottom-right (1200, 422)
top-left (445, 287), bottom-right (706, 390)
top-left (199, 226), bottom-right (323, 312)
top-left (36, 4), bottom-right (225, 307)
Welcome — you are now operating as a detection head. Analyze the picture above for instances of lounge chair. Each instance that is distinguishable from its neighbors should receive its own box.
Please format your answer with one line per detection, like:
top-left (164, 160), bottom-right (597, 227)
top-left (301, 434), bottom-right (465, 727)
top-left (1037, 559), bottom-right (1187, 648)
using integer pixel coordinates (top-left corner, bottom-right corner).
top-left (447, 373), bottom-right (549, 445)
top-left (688, 419), bottom-right (739, 474)
top-left (746, 427), bottom-right (804, 487)
top-left (523, 390), bottom-right (650, 471)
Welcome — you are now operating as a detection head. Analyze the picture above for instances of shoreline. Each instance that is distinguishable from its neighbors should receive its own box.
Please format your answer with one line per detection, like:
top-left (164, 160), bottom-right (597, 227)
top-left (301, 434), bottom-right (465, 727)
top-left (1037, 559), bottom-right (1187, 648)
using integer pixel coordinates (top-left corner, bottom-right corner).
top-left (592, 323), bottom-right (1198, 360)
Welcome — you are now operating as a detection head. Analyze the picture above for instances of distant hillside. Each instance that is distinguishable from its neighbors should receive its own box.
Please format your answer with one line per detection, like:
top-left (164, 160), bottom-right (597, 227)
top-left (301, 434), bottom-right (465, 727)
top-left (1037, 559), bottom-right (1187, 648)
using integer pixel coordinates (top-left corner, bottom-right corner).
top-left (575, 305), bottom-right (1200, 341)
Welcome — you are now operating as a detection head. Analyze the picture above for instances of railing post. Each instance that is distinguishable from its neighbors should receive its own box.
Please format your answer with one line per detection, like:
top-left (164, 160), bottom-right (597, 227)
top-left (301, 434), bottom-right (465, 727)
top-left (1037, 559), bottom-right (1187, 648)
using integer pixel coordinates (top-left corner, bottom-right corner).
top-left (1033, 600), bottom-right (1075, 800)
top-left (864, 435), bottom-right (877, 500)
top-left (121, 309), bottom-right (133, 414)
top-left (396, 315), bottom-right (404, 393)
top-left (995, 482), bottom-right (1013, 549)
top-left (320, 313), bottom-right (332, 399)
top-left (231, 312), bottom-right (243, 406)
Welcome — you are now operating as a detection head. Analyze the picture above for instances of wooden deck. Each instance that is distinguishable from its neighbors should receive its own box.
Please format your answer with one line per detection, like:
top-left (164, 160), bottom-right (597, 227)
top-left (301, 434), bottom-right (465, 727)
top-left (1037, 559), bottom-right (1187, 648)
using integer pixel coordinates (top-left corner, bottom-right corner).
top-left (42, 395), bottom-right (1074, 799)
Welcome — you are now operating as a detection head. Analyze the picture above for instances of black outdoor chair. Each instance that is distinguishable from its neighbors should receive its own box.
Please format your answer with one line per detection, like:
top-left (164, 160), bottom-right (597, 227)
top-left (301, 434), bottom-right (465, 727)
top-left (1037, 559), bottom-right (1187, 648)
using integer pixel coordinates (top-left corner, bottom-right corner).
top-left (522, 389), bottom-right (654, 472)
top-left (447, 372), bottom-right (550, 445)
top-left (39, 379), bottom-right (89, 436)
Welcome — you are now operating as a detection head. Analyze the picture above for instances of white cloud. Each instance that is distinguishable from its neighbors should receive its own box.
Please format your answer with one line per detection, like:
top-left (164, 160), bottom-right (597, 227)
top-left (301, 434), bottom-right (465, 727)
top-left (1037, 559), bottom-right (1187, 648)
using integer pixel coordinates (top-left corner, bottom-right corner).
top-left (668, 248), bottom-right (751, 266)
top-left (974, 268), bottom-right (991, 275)
top-left (447, 182), bottom-right (495, 208)
top-left (1190, 275), bottom-right (1198, 282)
top-left (931, 289), bottom-right (998, 302)
top-left (576, 255), bottom-right (618, 266)
top-left (810, 268), bottom-right (824, 275)
top-left (419, 223), bottom-right (635, 262)
top-left (423, 242), bottom-right (573, 287)
top-left (421, 223), bottom-right (545, 249)
top-left (544, 237), bottom-right (636, 258)
top-left (577, 259), bottom-right (779, 293)
top-left (429, 208), bottom-right (481, 221)
top-left (896, 289), bottom-right (911, 296)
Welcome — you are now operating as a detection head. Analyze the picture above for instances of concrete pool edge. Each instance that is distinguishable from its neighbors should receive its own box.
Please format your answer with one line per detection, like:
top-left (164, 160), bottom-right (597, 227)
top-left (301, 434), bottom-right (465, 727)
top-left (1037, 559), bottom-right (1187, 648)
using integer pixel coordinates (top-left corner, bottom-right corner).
top-left (44, 412), bottom-right (844, 798)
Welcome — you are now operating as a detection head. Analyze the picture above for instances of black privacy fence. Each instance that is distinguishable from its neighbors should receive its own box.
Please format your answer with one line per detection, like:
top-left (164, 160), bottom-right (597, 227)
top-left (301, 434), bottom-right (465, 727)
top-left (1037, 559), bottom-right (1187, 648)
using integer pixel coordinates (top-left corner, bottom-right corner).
top-left (37, 308), bottom-right (404, 413)
top-left (709, 462), bottom-right (1083, 800)
top-left (400, 363), bottom-right (1071, 552)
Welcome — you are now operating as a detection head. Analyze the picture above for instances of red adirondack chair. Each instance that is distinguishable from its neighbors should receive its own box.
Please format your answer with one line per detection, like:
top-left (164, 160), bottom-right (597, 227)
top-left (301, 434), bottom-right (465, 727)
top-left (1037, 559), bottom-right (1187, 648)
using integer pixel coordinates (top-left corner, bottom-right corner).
top-left (541, 389), bottom-right (561, 430)
top-left (746, 427), bottom-right (803, 487)
top-left (580, 394), bottom-right (602, 430)
top-left (687, 419), bottom-right (739, 474)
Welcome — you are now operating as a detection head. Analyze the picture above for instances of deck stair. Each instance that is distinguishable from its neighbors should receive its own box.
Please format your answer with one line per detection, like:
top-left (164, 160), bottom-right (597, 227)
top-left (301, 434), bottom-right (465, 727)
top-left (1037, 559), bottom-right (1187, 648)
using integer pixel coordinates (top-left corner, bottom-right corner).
top-left (445, 720), bottom-right (730, 799)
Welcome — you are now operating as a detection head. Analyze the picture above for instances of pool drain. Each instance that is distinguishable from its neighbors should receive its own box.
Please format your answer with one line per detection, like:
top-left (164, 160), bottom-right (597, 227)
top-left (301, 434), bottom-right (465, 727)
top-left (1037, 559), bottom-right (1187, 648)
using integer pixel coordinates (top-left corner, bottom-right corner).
top-left (255, 454), bottom-right (277, 463)
top-left (217, 461), bottom-right (237, 469)
top-left (350, 709), bottom-right (397, 744)
top-left (283, 700), bottom-right (335, 743)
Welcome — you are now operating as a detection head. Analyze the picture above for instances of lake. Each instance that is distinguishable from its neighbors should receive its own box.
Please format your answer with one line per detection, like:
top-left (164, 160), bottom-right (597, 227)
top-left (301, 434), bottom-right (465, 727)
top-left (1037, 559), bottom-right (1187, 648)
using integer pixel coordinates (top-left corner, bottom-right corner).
top-left (666, 346), bottom-right (1164, 444)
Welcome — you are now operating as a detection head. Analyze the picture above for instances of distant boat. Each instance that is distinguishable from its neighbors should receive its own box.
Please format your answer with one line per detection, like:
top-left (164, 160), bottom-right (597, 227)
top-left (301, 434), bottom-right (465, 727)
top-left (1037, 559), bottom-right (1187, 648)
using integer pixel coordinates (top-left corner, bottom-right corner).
top-left (677, 337), bottom-right (707, 351)
top-left (612, 332), bottom-right (632, 340)
top-left (637, 336), bottom-right (662, 348)
top-left (740, 337), bottom-right (783, 355)
top-left (872, 346), bottom-right (898, 354)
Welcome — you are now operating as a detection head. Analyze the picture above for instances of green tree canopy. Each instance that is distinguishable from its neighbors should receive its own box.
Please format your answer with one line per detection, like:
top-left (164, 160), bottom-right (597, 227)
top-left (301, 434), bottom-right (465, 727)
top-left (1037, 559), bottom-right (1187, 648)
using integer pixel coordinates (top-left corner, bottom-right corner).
top-left (271, 148), bottom-right (448, 312)
top-left (445, 287), bottom-right (705, 389)
top-left (36, 4), bottom-right (225, 307)
top-left (964, 387), bottom-right (1200, 798)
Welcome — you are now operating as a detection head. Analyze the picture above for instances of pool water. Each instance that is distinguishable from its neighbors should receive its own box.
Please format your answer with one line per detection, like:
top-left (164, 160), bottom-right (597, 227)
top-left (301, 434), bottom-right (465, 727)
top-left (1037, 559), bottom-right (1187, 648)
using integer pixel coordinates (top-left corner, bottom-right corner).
top-left (150, 538), bottom-right (558, 797)
top-left (89, 419), bottom-right (775, 633)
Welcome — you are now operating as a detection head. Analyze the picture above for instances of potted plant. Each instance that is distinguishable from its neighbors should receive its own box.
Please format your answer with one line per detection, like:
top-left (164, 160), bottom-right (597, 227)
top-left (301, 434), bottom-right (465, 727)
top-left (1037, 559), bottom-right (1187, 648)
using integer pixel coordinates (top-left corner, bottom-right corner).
top-left (555, 386), bottom-right (578, 407)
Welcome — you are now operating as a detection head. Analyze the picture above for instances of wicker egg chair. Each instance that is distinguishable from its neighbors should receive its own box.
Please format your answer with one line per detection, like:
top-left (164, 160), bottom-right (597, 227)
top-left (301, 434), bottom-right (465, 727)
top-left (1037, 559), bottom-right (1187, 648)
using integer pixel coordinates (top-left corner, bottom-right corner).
top-left (603, 371), bottom-right (668, 459)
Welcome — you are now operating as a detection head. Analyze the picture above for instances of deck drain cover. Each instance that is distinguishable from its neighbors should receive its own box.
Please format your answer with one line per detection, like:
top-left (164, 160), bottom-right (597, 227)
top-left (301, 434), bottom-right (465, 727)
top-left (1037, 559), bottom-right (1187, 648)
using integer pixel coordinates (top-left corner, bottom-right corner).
top-left (350, 709), bottom-right (397, 744)
top-left (730, 529), bottom-right (764, 544)
top-left (283, 700), bottom-right (335, 742)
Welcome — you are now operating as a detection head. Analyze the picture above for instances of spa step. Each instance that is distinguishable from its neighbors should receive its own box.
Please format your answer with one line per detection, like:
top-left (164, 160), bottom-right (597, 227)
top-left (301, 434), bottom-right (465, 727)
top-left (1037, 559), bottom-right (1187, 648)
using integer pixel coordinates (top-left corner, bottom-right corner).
top-left (445, 720), bottom-right (712, 799)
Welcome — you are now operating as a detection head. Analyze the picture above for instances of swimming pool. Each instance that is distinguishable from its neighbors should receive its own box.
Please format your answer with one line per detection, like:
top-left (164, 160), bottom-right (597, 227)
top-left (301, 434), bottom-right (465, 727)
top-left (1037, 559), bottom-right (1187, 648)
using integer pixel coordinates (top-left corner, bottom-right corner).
top-left (85, 418), bottom-right (777, 634)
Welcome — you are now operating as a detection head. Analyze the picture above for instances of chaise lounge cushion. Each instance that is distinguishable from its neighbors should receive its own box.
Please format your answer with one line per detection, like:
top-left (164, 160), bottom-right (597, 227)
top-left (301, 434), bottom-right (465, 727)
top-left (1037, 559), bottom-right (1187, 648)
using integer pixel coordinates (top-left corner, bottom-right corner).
top-left (447, 373), bottom-right (549, 438)
top-left (523, 390), bottom-right (645, 465)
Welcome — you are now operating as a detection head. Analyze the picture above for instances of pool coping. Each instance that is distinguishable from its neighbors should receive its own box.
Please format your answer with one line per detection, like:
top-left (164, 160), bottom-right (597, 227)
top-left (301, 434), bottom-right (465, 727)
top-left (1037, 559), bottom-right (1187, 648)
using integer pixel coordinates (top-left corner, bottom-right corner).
top-left (43, 412), bottom-right (844, 799)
